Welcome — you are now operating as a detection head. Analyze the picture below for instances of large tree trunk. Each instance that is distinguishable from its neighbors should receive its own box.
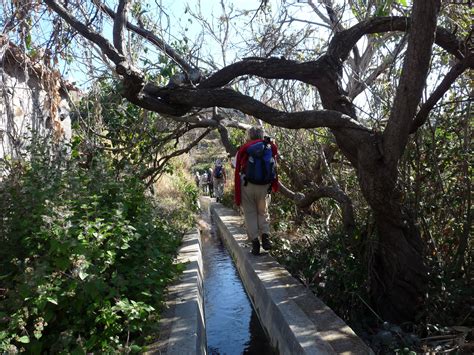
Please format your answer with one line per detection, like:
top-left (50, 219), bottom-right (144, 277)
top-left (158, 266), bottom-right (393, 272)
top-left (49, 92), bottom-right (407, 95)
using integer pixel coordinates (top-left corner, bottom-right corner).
top-left (372, 213), bottom-right (427, 322)
top-left (358, 156), bottom-right (427, 322)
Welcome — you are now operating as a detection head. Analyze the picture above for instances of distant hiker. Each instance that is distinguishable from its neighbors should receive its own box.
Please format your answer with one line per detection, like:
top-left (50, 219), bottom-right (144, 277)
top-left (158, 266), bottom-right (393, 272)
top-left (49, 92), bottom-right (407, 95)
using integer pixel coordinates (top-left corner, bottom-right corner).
top-left (234, 126), bottom-right (278, 255)
top-left (213, 159), bottom-right (227, 202)
top-left (200, 171), bottom-right (209, 194)
top-left (207, 167), bottom-right (214, 197)
top-left (194, 171), bottom-right (200, 187)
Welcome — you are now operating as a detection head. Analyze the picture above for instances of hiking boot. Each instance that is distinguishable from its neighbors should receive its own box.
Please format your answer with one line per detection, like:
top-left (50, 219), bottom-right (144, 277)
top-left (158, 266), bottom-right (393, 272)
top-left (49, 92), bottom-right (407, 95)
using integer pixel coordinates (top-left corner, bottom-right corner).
top-left (251, 238), bottom-right (260, 255)
top-left (261, 233), bottom-right (272, 250)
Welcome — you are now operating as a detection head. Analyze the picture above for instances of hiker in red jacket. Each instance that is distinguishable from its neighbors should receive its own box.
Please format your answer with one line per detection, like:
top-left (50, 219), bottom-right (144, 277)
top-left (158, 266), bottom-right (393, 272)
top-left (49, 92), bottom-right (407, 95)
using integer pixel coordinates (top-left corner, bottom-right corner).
top-left (234, 126), bottom-right (278, 255)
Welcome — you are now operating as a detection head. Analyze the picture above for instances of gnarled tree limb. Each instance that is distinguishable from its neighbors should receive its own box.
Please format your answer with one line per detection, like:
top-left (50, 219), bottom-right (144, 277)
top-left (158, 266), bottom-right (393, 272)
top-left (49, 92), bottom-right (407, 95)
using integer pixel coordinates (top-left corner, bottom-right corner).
top-left (112, 0), bottom-right (129, 56)
top-left (383, 0), bottom-right (440, 167)
top-left (328, 16), bottom-right (466, 63)
top-left (144, 85), bottom-right (370, 131)
top-left (279, 181), bottom-right (356, 234)
top-left (199, 57), bottom-right (328, 89)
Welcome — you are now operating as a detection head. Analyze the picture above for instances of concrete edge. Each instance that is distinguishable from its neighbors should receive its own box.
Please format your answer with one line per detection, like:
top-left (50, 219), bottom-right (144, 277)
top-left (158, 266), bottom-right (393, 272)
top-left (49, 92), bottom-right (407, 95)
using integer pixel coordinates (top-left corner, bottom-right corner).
top-left (145, 229), bottom-right (207, 355)
top-left (208, 201), bottom-right (373, 355)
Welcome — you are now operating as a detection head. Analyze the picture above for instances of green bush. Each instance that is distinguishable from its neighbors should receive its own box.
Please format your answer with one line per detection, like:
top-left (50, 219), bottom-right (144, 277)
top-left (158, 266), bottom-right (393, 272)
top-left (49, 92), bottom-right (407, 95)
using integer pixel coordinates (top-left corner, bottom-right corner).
top-left (0, 142), bottom-right (187, 353)
top-left (271, 223), bottom-right (370, 327)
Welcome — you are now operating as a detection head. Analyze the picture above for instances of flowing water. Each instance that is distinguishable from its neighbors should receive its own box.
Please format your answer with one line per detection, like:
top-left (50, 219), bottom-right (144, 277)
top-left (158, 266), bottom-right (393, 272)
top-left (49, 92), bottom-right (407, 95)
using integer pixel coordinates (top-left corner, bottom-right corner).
top-left (202, 218), bottom-right (276, 355)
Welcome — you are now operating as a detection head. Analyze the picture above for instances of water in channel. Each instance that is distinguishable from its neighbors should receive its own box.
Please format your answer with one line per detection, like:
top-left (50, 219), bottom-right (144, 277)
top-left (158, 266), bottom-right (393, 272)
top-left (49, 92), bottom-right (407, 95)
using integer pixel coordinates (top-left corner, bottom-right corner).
top-left (202, 219), bottom-right (276, 355)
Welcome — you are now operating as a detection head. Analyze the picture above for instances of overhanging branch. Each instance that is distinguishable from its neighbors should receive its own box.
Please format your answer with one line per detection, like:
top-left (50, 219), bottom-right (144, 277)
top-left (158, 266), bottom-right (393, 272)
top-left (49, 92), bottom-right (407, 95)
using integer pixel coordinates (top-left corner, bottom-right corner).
top-left (279, 182), bottom-right (356, 234)
top-left (199, 57), bottom-right (327, 89)
top-left (328, 16), bottom-right (467, 64)
top-left (144, 85), bottom-right (370, 132)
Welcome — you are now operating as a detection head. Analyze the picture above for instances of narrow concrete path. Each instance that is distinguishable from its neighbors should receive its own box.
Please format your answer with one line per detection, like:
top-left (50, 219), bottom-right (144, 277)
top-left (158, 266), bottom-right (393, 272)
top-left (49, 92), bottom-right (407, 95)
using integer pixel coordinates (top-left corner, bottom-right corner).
top-left (145, 230), bottom-right (206, 354)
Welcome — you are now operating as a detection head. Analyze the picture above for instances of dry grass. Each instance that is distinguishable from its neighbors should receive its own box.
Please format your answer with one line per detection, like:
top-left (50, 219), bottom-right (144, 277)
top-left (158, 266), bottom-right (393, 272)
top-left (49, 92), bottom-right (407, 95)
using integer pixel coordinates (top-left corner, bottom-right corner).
top-left (154, 174), bottom-right (180, 199)
top-left (152, 155), bottom-right (196, 224)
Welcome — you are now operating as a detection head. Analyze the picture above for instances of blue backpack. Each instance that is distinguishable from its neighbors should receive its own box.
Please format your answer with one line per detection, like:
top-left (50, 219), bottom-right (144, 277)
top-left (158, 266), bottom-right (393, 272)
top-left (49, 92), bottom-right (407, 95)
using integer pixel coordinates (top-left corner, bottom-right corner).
top-left (244, 141), bottom-right (276, 185)
top-left (214, 165), bottom-right (223, 178)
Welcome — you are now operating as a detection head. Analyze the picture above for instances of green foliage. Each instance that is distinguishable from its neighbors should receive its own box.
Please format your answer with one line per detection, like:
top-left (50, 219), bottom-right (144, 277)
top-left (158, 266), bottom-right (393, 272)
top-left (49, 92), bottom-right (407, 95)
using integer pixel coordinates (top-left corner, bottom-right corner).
top-left (400, 99), bottom-right (472, 327)
top-left (350, 0), bottom-right (408, 20)
top-left (271, 223), bottom-right (369, 326)
top-left (228, 127), bottom-right (247, 149)
top-left (77, 79), bottom-right (186, 182)
top-left (0, 140), bottom-right (188, 353)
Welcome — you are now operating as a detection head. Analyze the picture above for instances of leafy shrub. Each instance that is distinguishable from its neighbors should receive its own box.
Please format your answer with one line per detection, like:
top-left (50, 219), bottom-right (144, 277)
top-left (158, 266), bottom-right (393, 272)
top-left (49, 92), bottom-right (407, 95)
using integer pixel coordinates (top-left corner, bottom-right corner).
top-left (0, 141), bottom-right (189, 353)
top-left (271, 222), bottom-right (370, 327)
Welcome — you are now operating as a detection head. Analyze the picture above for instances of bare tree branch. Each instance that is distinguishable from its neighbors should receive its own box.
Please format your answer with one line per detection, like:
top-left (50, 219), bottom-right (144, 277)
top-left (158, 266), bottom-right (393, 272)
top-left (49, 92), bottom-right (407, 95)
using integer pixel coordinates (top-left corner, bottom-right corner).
top-left (199, 57), bottom-right (327, 89)
top-left (143, 85), bottom-right (370, 131)
top-left (44, 0), bottom-right (125, 65)
top-left (410, 53), bottom-right (474, 133)
top-left (44, 0), bottom-right (144, 103)
top-left (94, 0), bottom-right (198, 76)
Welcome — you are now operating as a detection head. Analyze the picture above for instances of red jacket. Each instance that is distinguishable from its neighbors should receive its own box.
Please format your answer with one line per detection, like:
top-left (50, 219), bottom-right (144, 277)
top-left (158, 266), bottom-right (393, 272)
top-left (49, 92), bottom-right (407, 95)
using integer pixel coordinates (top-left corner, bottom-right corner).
top-left (234, 139), bottom-right (279, 206)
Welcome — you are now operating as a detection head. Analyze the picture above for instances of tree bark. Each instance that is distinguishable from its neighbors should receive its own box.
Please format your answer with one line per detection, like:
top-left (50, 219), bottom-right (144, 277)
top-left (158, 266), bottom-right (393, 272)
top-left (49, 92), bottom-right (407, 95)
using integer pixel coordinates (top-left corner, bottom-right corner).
top-left (358, 157), bottom-right (427, 321)
top-left (372, 212), bottom-right (427, 322)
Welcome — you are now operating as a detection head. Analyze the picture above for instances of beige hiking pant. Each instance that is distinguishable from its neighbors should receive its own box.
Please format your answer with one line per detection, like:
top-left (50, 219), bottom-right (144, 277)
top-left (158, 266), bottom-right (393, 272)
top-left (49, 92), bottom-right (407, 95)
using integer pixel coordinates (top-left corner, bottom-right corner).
top-left (241, 181), bottom-right (271, 241)
top-left (213, 178), bottom-right (225, 199)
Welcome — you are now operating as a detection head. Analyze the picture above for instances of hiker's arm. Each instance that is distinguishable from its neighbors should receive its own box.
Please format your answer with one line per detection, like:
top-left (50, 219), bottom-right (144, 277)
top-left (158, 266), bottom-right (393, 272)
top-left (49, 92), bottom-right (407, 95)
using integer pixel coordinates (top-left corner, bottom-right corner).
top-left (234, 148), bottom-right (244, 205)
top-left (271, 142), bottom-right (279, 192)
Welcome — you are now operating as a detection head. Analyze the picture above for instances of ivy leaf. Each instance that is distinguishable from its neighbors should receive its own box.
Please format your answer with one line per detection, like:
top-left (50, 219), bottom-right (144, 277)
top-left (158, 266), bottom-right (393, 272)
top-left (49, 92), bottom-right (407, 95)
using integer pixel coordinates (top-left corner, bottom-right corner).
top-left (47, 296), bottom-right (58, 305)
top-left (130, 344), bottom-right (142, 352)
top-left (78, 270), bottom-right (89, 280)
top-left (17, 335), bottom-right (30, 343)
top-left (375, 0), bottom-right (394, 16)
top-left (25, 33), bottom-right (32, 50)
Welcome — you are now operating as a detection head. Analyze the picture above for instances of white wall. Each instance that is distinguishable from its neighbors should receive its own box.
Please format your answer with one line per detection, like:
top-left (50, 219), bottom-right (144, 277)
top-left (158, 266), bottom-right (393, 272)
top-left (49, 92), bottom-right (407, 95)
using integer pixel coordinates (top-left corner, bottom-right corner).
top-left (0, 45), bottom-right (73, 170)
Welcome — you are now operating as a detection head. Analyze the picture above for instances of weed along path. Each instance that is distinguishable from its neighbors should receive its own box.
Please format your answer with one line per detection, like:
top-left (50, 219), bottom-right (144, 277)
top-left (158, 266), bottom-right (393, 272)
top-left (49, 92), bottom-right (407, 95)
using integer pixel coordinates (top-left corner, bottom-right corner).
top-left (199, 199), bottom-right (275, 354)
